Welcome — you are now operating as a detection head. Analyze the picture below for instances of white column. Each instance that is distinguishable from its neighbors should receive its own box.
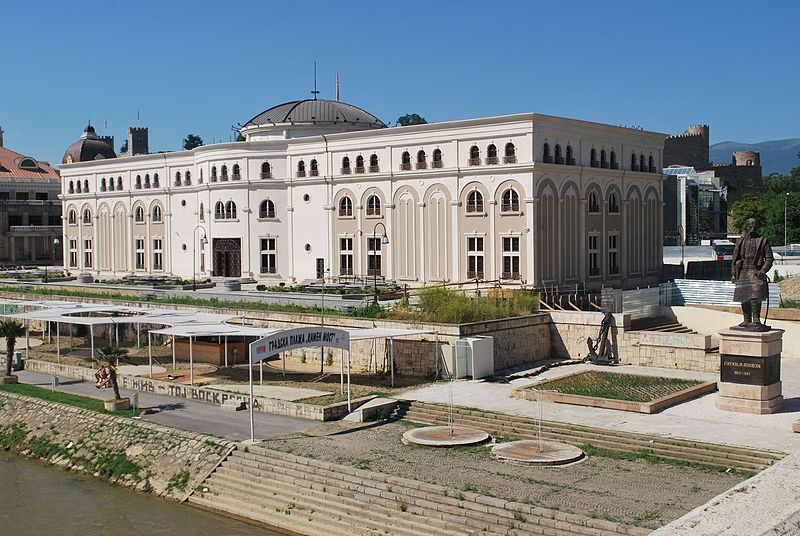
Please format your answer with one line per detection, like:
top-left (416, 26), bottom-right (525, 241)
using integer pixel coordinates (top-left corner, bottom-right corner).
top-left (148, 331), bottom-right (153, 378)
top-left (56, 322), bottom-right (60, 363)
top-left (172, 335), bottom-right (176, 369)
top-left (89, 324), bottom-right (94, 361)
top-left (189, 336), bottom-right (194, 385)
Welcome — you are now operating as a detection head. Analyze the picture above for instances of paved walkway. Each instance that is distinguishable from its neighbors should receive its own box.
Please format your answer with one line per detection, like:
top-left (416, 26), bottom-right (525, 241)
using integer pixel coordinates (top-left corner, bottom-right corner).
top-left (401, 360), bottom-right (800, 454)
top-left (14, 370), bottom-right (314, 442)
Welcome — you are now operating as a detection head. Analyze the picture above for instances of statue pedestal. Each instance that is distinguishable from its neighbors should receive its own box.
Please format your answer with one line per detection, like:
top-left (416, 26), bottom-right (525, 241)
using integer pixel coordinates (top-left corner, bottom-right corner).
top-left (716, 329), bottom-right (783, 414)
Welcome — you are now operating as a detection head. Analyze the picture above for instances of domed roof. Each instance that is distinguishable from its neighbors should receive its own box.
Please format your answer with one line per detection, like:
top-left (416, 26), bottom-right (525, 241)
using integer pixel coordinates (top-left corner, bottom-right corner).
top-left (243, 99), bottom-right (386, 129)
top-left (62, 125), bottom-right (116, 164)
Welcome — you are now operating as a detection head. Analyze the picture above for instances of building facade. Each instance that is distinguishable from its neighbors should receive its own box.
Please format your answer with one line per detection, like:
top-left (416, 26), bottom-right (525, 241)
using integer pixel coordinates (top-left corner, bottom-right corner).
top-left (59, 99), bottom-right (667, 289)
top-left (0, 132), bottom-right (62, 265)
top-left (663, 166), bottom-right (726, 246)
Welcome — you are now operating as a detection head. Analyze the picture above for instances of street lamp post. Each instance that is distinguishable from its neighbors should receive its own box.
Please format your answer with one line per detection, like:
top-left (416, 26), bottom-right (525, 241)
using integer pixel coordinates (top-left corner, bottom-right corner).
top-left (372, 222), bottom-right (389, 304)
top-left (45, 237), bottom-right (60, 283)
top-left (193, 225), bottom-right (208, 291)
top-left (785, 192), bottom-right (790, 264)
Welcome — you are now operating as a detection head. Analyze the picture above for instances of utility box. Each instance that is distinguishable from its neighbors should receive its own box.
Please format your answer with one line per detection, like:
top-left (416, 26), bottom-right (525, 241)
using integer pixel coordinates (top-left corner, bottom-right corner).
top-left (453, 336), bottom-right (494, 380)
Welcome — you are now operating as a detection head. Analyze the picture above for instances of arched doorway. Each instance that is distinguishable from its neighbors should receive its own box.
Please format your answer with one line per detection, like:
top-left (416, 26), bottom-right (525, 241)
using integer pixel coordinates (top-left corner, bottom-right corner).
top-left (213, 238), bottom-right (241, 277)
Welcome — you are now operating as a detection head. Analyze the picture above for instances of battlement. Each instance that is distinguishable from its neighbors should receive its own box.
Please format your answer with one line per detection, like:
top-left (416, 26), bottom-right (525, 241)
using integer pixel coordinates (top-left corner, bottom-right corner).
top-left (128, 127), bottom-right (148, 132)
top-left (667, 125), bottom-right (709, 140)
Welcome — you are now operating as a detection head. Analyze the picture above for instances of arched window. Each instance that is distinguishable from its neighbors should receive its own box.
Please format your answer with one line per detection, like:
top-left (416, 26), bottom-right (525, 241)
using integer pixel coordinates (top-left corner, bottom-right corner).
top-left (466, 190), bottom-right (484, 213)
top-left (143, 174), bottom-right (150, 188)
top-left (746, 159), bottom-right (754, 166)
top-left (400, 151), bottom-right (411, 170)
top-left (214, 201), bottom-right (224, 219)
top-left (76, 181), bottom-right (82, 193)
top-left (136, 175), bottom-right (142, 189)
top-left (639, 154), bottom-right (646, 172)
top-left (117, 177), bottom-right (123, 190)
top-left (108, 178), bottom-right (114, 191)
top-left (225, 200), bottom-right (237, 219)
top-left (355, 155), bottom-right (365, 173)
top-left (297, 160), bottom-right (306, 177)
top-left (199, 168), bottom-right (204, 184)
top-left (648, 155), bottom-right (655, 172)
top-left (199, 202), bottom-right (205, 221)
top-left (600, 150), bottom-right (607, 168)
top-left (369, 153), bottom-right (379, 172)
top-left (232, 164), bottom-right (240, 179)
top-left (211, 166), bottom-right (218, 182)
top-left (100, 178), bottom-right (107, 191)
top-left (153, 173), bottom-right (160, 187)
top-left (341, 156), bottom-right (351, 174)
top-left (84, 179), bottom-right (89, 192)
top-left (68, 181), bottom-right (75, 194)
top-left (221, 165), bottom-right (228, 180)
top-left (68, 209), bottom-right (77, 224)
top-left (543, 143), bottom-right (551, 163)
top-left (152, 205), bottom-right (162, 223)
top-left (590, 149), bottom-right (598, 168)
top-left (501, 188), bottom-right (520, 212)
top-left (505, 143), bottom-right (516, 163)
top-left (416, 150), bottom-right (427, 169)
top-left (366, 194), bottom-right (381, 216)
top-left (631, 153), bottom-right (638, 171)
top-left (309, 159), bottom-right (318, 176)
top-left (469, 145), bottom-right (480, 165)
top-left (261, 161), bottom-right (271, 179)
top-left (432, 149), bottom-right (443, 168)
top-left (610, 151), bottom-right (617, 169)
top-left (554, 144), bottom-right (563, 165)
top-left (338, 195), bottom-right (353, 217)
top-left (184, 171), bottom-right (190, 185)
top-left (588, 191), bottom-right (600, 213)
top-left (174, 172), bottom-right (181, 186)
top-left (608, 192), bottom-right (619, 213)
top-left (566, 145), bottom-right (574, 165)
top-left (486, 144), bottom-right (498, 164)
top-left (260, 199), bottom-right (276, 219)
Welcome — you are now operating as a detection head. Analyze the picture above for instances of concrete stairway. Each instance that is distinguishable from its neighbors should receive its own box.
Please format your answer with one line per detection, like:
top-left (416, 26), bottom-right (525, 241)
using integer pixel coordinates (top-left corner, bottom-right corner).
top-left (397, 401), bottom-right (784, 473)
top-left (188, 445), bottom-right (648, 536)
top-left (629, 317), bottom-right (695, 334)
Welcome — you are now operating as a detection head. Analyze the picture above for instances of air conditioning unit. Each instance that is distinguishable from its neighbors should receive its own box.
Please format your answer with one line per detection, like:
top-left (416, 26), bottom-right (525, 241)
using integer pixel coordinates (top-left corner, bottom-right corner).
top-left (444, 336), bottom-right (493, 380)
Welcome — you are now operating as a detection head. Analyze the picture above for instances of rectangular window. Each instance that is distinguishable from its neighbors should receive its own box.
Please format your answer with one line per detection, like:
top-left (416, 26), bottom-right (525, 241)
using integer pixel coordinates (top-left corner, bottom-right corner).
top-left (467, 236), bottom-right (485, 279)
top-left (83, 239), bottom-right (93, 268)
top-left (608, 233), bottom-right (619, 275)
top-left (35, 192), bottom-right (49, 201)
top-left (68, 239), bottom-right (78, 268)
top-left (135, 238), bottom-right (145, 270)
top-left (15, 192), bottom-right (29, 201)
top-left (588, 233), bottom-right (600, 276)
top-left (153, 238), bottom-right (163, 271)
top-left (501, 236), bottom-right (520, 280)
top-left (339, 237), bottom-right (354, 276)
top-left (260, 238), bottom-right (277, 274)
top-left (367, 237), bottom-right (382, 276)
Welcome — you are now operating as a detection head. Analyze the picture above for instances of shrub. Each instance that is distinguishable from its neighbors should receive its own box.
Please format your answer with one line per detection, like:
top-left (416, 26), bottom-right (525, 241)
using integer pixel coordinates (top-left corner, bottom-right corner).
top-left (413, 286), bottom-right (539, 324)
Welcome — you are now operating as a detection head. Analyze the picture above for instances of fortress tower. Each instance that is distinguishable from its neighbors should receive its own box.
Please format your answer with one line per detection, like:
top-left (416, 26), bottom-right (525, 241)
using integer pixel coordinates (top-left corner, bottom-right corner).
top-left (127, 127), bottom-right (149, 156)
top-left (663, 125), bottom-right (710, 169)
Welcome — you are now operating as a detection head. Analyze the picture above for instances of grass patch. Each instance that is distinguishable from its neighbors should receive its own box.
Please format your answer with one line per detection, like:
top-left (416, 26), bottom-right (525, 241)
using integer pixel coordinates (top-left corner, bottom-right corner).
top-left (580, 443), bottom-right (756, 478)
top-left (536, 371), bottom-right (703, 403)
top-left (0, 383), bottom-right (140, 417)
top-left (166, 470), bottom-right (191, 494)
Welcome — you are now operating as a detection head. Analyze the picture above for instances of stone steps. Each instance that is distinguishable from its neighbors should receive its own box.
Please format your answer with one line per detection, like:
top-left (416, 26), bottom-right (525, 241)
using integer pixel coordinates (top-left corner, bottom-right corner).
top-left (188, 446), bottom-right (647, 536)
top-left (399, 401), bottom-right (783, 472)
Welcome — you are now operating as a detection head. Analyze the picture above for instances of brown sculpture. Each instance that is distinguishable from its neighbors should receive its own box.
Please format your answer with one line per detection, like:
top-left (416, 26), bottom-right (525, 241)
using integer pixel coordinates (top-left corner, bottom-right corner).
top-left (731, 217), bottom-right (774, 332)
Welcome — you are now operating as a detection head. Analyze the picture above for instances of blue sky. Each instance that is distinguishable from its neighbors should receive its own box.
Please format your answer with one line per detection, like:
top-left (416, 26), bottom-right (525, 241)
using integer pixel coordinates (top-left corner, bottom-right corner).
top-left (1, 0), bottom-right (797, 166)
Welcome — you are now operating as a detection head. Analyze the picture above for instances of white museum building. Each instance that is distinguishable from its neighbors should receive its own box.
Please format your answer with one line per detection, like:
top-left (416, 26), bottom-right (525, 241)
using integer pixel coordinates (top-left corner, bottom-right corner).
top-left (59, 98), bottom-right (667, 289)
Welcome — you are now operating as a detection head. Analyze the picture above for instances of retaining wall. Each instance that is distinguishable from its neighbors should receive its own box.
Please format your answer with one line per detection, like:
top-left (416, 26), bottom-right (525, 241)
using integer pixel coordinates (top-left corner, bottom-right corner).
top-left (0, 391), bottom-right (230, 500)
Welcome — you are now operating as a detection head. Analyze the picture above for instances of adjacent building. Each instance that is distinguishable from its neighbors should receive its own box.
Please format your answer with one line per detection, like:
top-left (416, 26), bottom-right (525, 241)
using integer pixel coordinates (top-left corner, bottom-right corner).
top-left (0, 129), bottom-right (62, 265)
top-left (59, 99), bottom-right (667, 289)
top-left (662, 166), bottom-right (727, 246)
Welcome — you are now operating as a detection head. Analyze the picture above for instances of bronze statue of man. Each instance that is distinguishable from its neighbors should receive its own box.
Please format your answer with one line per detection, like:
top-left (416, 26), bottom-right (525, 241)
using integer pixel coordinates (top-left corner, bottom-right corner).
top-left (731, 217), bottom-right (774, 331)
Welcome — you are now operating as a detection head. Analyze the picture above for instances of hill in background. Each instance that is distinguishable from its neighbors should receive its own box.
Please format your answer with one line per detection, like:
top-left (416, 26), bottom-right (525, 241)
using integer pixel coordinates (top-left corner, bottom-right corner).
top-left (711, 139), bottom-right (800, 175)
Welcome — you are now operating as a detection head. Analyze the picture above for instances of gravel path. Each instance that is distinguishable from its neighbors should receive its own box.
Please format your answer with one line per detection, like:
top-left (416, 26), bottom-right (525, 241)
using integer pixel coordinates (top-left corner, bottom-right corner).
top-left (262, 421), bottom-right (745, 530)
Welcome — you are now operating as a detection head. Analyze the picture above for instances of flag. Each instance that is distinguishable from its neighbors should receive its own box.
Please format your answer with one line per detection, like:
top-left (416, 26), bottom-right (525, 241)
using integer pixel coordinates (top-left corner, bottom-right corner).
top-left (336, 72), bottom-right (340, 101)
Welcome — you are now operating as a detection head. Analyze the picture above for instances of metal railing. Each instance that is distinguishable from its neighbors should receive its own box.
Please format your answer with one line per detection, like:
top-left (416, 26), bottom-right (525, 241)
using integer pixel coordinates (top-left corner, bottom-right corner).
top-left (400, 163), bottom-right (412, 171)
top-left (368, 165), bottom-right (380, 173)
top-left (260, 172), bottom-right (272, 179)
top-left (485, 156), bottom-right (499, 165)
top-left (467, 158), bottom-right (481, 166)
top-left (355, 167), bottom-right (366, 174)
top-left (466, 270), bottom-right (485, 279)
top-left (309, 169), bottom-right (319, 177)
top-left (501, 271), bottom-right (521, 280)
top-left (296, 170), bottom-right (306, 178)
top-left (340, 167), bottom-right (352, 175)
top-left (432, 160), bottom-right (443, 168)
top-left (9, 225), bottom-right (62, 233)
top-left (503, 156), bottom-right (517, 164)
top-left (416, 161), bottom-right (427, 170)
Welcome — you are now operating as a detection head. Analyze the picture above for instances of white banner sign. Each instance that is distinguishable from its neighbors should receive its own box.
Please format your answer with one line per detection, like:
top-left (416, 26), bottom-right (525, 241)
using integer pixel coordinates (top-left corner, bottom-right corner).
top-left (249, 327), bottom-right (349, 364)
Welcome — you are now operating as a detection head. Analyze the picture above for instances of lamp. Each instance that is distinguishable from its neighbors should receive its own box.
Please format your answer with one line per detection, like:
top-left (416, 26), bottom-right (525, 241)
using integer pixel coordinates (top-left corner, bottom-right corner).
top-left (193, 225), bottom-right (208, 291)
top-left (372, 222), bottom-right (389, 304)
top-left (46, 237), bottom-right (60, 283)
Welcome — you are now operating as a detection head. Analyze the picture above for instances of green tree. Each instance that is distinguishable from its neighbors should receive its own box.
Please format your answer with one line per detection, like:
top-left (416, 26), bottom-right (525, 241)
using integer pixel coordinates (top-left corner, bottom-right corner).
top-left (0, 319), bottom-right (26, 377)
top-left (235, 132), bottom-right (245, 142)
top-left (397, 114), bottom-right (427, 126)
top-left (119, 140), bottom-right (128, 154)
top-left (182, 134), bottom-right (204, 150)
top-left (96, 346), bottom-right (128, 400)
top-left (731, 196), bottom-right (765, 233)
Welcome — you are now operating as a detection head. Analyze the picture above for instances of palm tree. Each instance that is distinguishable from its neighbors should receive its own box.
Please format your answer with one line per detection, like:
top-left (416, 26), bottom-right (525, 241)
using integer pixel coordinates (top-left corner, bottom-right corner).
top-left (0, 319), bottom-right (26, 377)
top-left (96, 346), bottom-right (128, 401)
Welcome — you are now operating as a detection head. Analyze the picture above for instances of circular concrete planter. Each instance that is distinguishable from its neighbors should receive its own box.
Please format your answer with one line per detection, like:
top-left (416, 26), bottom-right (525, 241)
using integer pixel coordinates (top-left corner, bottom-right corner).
top-left (104, 398), bottom-right (131, 411)
top-left (1, 375), bottom-right (19, 385)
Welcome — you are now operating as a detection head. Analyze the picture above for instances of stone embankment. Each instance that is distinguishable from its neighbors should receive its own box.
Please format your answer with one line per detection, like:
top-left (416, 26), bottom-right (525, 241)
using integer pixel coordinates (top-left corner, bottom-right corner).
top-left (0, 391), bottom-right (231, 500)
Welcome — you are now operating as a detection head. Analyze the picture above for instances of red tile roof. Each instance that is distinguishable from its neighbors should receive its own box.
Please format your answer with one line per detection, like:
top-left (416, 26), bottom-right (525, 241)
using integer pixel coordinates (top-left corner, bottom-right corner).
top-left (0, 145), bottom-right (60, 181)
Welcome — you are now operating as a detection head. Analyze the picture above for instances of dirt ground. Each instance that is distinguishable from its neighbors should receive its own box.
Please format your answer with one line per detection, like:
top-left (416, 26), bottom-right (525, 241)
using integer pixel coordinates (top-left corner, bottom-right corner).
top-left (262, 420), bottom-right (745, 530)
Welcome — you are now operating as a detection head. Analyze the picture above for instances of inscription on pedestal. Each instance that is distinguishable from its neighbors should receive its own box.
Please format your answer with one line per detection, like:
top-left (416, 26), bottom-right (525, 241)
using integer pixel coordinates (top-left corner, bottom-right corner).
top-left (720, 354), bottom-right (780, 386)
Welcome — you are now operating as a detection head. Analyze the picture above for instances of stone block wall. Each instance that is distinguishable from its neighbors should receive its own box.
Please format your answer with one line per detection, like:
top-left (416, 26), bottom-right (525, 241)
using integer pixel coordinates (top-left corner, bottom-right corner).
top-left (0, 391), bottom-right (230, 500)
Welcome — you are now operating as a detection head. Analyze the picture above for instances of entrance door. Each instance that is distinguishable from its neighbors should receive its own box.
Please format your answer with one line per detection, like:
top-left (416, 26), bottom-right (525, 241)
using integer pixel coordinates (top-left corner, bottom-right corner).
top-left (213, 238), bottom-right (242, 277)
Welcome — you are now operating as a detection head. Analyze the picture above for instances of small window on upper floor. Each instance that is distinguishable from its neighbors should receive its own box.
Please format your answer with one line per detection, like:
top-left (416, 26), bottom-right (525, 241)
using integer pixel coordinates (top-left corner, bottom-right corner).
top-left (566, 145), bottom-right (575, 165)
top-left (432, 148), bottom-right (443, 168)
top-left (590, 149), bottom-right (598, 168)
top-left (366, 194), bottom-right (381, 216)
top-left (468, 145), bottom-right (480, 166)
top-left (199, 168), bottom-right (204, 184)
top-left (84, 179), bottom-right (89, 192)
top-left (355, 155), bottom-right (365, 173)
top-left (608, 192), bottom-right (619, 213)
top-left (82, 208), bottom-right (92, 224)
top-left (153, 173), bottom-right (160, 187)
top-left (648, 155), bottom-right (655, 173)
top-left (143, 174), bottom-right (150, 188)
top-left (108, 178), bottom-right (115, 191)
top-left (117, 177), bottom-right (123, 190)
top-left (588, 191), bottom-right (600, 213)
top-left (501, 188), bottom-right (520, 213)
top-left (554, 144), bottom-right (563, 165)
top-left (639, 154), bottom-right (646, 173)
top-left (486, 144), bottom-right (498, 165)
top-left (221, 165), bottom-right (228, 180)
top-left (135, 175), bottom-right (142, 189)
top-left (175, 172), bottom-right (181, 186)
top-left (68, 181), bottom-right (75, 194)
top-left (261, 161), bottom-right (271, 179)
top-left (199, 202), bottom-right (205, 221)
top-left (341, 156), bottom-right (351, 174)
top-left (400, 151), bottom-right (411, 170)
top-left (309, 159), bottom-right (318, 177)
top-left (134, 206), bottom-right (145, 223)
top-left (68, 209), bottom-right (77, 224)
top-left (600, 150), bottom-right (608, 168)
top-left (631, 153), bottom-right (638, 171)
top-left (76, 181), bottom-right (82, 193)
top-left (297, 160), bottom-right (306, 177)
top-left (610, 151), bottom-right (618, 170)
top-left (416, 150), bottom-right (427, 170)
top-left (543, 143), bottom-right (552, 163)
top-left (184, 171), bottom-right (190, 186)
top-left (211, 166), bottom-right (218, 182)
top-left (214, 201), bottom-right (224, 220)
top-left (100, 178), bottom-right (107, 192)
top-left (232, 164), bottom-right (240, 179)
top-left (152, 205), bottom-right (162, 223)
top-left (466, 190), bottom-right (484, 213)
top-left (369, 153), bottom-right (379, 172)
top-left (339, 195), bottom-right (353, 217)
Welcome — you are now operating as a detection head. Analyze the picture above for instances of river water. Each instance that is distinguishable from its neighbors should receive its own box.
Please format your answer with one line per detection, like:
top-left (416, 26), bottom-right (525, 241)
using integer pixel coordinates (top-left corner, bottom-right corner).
top-left (0, 454), bottom-right (288, 535)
